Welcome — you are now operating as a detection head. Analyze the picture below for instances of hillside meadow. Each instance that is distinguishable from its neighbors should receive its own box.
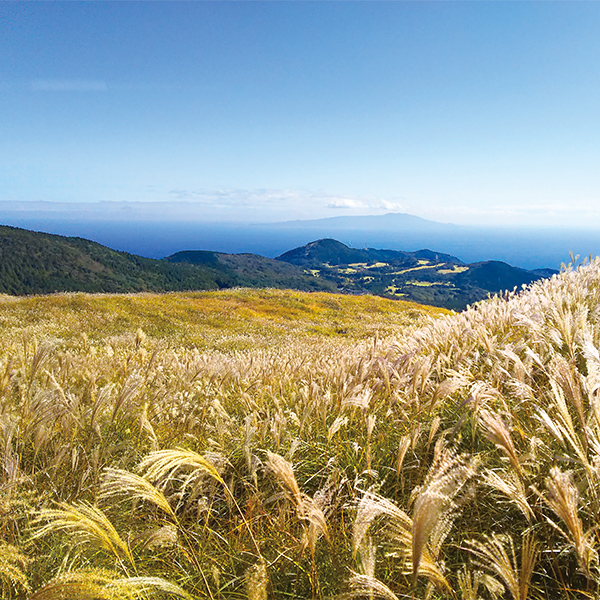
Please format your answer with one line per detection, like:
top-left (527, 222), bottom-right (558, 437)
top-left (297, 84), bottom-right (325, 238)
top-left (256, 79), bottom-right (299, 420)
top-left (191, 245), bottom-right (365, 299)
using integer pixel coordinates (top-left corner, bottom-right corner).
top-left (2, 265), bottom-right (600, 599)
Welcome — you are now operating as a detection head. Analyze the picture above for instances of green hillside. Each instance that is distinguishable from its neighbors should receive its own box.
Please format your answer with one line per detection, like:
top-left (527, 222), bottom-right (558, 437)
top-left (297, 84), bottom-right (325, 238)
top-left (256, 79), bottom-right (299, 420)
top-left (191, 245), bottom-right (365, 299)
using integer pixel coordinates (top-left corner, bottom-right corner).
top-left (0, 225), bottom-right (226, 294)
top-left (165, 249), bottom-right (336, 292)
top-left (0, 225), bottom-right (333, 295)
top-left (278, 238), bottom-right (555, 309)
top-left (0, 226), bottom-right (556, 310)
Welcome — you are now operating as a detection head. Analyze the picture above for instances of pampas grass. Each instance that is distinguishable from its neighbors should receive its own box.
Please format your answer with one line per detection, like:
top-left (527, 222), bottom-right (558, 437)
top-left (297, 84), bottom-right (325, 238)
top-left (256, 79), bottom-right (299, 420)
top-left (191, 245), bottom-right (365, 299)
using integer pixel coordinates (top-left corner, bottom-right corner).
top-left (6, 266), bottom-right (600, 597)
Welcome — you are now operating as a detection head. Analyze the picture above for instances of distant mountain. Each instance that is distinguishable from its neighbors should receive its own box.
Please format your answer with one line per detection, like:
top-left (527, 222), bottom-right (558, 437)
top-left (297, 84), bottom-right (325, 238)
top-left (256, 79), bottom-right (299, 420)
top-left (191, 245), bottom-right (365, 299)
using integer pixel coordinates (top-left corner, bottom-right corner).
top-left (269, 212), bottom-right (454, 231)
top-left (3, 204), bottom-right (597, 269)
top-left (276, 239), bottom-right (556, 310)
top-left (0, 226), bottom-right (333, 295)
top-left (277, 238), bottom-right (377, 266)
top-left (265, 214), bottom-right (599, 272)
top-left (278, 238), bottom-right (462, 266)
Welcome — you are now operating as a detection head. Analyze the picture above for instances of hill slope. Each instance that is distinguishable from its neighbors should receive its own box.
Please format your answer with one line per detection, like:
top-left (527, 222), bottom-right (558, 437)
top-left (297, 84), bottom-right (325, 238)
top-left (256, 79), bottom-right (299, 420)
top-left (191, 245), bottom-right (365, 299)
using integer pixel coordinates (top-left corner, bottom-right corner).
top-left (277, 238), bottom-right (554, 309)
top-left (0, 225), bottom-right (334, 295)
top-left (0, 226), bottom-right (555, 309)
top-left (165, 249), bottom-right (335, 292)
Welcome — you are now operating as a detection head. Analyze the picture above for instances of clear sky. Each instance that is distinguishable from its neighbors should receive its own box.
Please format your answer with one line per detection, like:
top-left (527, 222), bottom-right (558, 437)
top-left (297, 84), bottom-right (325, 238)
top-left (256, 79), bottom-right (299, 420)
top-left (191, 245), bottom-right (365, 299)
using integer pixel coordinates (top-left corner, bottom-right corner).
top-left (2, 1), bottom-right (600, 227)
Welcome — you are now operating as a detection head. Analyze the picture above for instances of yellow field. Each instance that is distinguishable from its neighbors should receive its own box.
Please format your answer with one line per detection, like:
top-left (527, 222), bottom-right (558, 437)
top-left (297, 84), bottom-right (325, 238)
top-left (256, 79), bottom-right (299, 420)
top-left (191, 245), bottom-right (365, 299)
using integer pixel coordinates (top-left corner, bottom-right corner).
top-left (0, 288), bottom-right (445, 350)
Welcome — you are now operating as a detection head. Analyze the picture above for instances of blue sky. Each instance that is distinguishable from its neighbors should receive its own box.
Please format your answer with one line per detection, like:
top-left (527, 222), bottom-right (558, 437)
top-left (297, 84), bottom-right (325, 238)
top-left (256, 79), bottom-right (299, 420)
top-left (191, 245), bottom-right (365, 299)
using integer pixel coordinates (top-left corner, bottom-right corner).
top-left (2, 1), bottom-right (600, 227)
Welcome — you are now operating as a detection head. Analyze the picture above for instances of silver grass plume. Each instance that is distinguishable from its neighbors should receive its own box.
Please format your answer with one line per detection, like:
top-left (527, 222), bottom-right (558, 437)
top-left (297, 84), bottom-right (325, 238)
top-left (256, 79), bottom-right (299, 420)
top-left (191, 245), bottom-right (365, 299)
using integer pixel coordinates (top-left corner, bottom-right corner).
top-left (266, 451), bottom-right (329, 553)
top-left (31, 502), bottom-right (135, 569)
top-left (100, 467), bottom-right (177, 521)
top-left (456, 567), bottom-right (504, 600)
top-left (411, 441), bottom-right (478, 589)
top-left (132, 525), bottom-right (178, 552)
top-left (139, 448), bottom-right (262, 554)
top-left (352, 489), bottom-right (450, 593)
top-left (245, 558), bottom-right (268, 600)
top-left (29, 568), bottom-right (192, 600)
top-left (341, 574), bottom-right (401, 600)
top-left (483, 469), bottom-right (534, 522)
top-left (0, 542), bottom-right (30, 595)
top-left (464, 532), bottom-right (538, 600)
top-left (478, 410), bottom-right (522, 476)
top-left (138, 448), bottom-right (226, 513)
top-left (543, 467), bottom-right (597, 577)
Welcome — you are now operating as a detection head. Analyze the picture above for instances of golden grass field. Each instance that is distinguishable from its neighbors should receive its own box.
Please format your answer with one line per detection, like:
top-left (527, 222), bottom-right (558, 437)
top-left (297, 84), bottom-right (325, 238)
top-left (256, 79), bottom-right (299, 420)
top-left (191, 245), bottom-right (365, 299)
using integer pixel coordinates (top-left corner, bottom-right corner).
top-left (3, 264), bottom-right (600, 599)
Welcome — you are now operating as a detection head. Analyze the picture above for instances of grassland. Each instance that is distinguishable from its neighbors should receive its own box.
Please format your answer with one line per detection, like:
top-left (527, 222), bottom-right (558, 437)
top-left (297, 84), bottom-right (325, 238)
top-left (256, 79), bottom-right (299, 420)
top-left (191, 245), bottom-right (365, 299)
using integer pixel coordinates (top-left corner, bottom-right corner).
top-left (0, 289), bottom-right (444, 599)
top-left (0, 288), bottom-right (439, 350)
top-left (4, 262), bottom-right (600, 599)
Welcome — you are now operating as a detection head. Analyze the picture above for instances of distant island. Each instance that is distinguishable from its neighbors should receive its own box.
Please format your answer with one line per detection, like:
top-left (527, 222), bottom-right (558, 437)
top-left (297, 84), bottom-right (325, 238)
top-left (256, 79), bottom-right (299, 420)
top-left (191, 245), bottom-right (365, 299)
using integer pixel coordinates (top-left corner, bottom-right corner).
top-left (0, 224), bottom-right (557, 310)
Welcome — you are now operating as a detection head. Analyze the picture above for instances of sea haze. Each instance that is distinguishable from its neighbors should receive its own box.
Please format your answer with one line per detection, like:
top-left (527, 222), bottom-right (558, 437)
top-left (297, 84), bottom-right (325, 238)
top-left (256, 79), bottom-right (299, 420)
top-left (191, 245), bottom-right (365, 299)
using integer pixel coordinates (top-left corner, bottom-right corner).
top-left (0, 204), bottom-right (598, 270)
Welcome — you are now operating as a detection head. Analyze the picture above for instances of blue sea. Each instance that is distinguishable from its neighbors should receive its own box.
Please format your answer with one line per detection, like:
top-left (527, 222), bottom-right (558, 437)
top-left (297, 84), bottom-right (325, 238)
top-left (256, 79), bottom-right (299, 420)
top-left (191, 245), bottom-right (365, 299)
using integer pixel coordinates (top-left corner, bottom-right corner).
top-left (1, 213), bottom-right (599, 271)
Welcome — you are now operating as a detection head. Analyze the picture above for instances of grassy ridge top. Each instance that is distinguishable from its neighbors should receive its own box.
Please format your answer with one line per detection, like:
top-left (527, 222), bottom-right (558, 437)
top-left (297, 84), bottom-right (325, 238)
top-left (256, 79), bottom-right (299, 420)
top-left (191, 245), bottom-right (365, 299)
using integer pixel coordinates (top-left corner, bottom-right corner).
top-left (0, 287), bottom-right (446, 350)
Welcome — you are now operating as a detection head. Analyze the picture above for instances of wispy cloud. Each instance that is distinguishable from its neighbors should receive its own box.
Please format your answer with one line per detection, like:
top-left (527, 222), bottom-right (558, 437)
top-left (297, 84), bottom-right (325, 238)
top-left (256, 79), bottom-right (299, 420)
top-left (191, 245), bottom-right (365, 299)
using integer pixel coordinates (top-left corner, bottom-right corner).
top-left (0, 189), bottom-right (406, 224)
top-left (327, 197), bottom-right (405, 211)
top-left (30, 79), bottom-right (108, 92)
top-left (167, 188), bottom-right (406, 220)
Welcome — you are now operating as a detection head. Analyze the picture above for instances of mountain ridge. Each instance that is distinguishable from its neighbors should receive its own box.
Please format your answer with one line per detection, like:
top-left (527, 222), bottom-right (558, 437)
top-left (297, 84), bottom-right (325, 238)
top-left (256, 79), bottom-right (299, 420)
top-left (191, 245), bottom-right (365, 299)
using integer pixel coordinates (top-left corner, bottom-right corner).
top-left (275, 238), bottom-right (554, 310)
top-left (0, 225), bottom-right (556, 309)
top-left (265, 211), bottom-right (452, 231)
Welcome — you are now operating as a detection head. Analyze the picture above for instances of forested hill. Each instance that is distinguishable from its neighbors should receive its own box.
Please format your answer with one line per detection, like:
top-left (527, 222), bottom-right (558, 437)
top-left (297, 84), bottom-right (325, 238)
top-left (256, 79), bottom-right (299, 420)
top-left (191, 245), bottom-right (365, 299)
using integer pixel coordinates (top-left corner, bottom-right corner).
top-left (277, 238), bottom-right (557, 310)
top-left (0, 226), bottom-right (556, 309)
top-left (0, 225), bottom-right (334, 295)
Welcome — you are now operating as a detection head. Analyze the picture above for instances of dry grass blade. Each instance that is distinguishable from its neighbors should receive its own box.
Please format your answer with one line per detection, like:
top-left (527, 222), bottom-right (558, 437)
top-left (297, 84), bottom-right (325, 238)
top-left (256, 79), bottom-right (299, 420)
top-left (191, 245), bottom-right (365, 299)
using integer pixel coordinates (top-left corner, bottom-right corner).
top-left (341, 573), bottom-right (401, 600)
top-left (299, 495), bottom-right (330, 552)
top-left (328, 415), bottom-right (348, 443)
top-left (245, 558), bottom-right (268, 600)
top-left (133, 525), bottom-right (178, 552)
top-left (353, 491), bottom-right (412, 559)
top-left (29, 568), bottom-right (125, 600)
top-left (411, 443), bottom-right (477, 589)
top-left (265, 451), bottom-right (301, 504)
top-left (543, 467), bottom-right (596, 577)
top-left (29, 568), bottom-right (193, 600)
top-left (266, 451), bottom-right (329, 552)
top-left (139, 448), bottom-right (225, 490)
top-left (396, 435), bottom-right (411, 477)
top-left (111, 375), bottom-right (143, 423)
top-left (464, 532), bottom-right (538, 600)
top-left (519, 533), bottom-right (539, 600)
top-left (0, 542), bottom-right (30, 594)
top-left (100, 468), bottom-right (177, 521)
top-left (483, 469), bottom-right (534, 522)
top-left (352, 490), bottom-right (451, 593)
top-left (355, 534), bottom-right (376, 578)
top-left (547, 380), bottom-right (590, 468)
top-left (114, 576), bottom-right (193, 599)
top-left (140, 448), bottom-right (261, 555)
top-left (479, 410), bottom-right (522, 476)
top-left (553, 356), bottom-right (586, 436)
top-left (32, 502), bottom-right (135, 569)
top-left (456, 567), bottom-right (504, 600)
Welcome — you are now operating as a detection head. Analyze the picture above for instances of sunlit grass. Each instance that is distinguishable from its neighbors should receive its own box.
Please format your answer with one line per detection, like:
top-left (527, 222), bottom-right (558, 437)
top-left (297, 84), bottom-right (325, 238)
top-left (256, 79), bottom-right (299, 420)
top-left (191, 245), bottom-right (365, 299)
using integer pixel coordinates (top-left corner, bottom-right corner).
top-left (438, 265), bottom-right (469, 275)
top-left (6, 263), bottom-right (600, 599)
top-left (392, 262), bottom-right (444, 275)
top-left (0, 288), bottom-right (444, 351)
